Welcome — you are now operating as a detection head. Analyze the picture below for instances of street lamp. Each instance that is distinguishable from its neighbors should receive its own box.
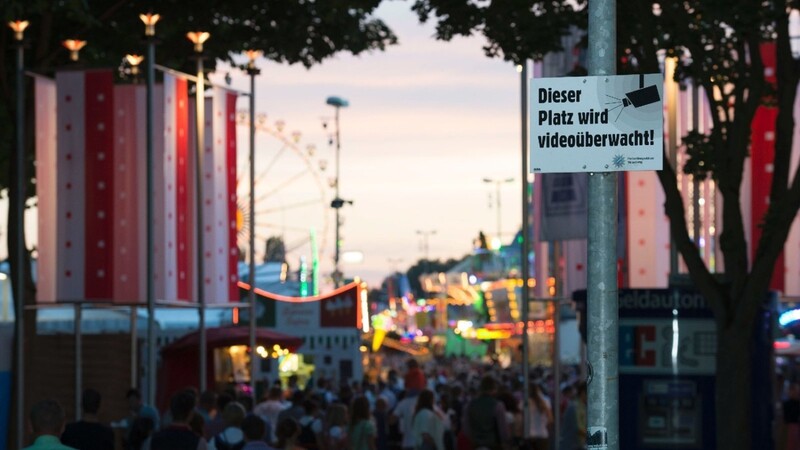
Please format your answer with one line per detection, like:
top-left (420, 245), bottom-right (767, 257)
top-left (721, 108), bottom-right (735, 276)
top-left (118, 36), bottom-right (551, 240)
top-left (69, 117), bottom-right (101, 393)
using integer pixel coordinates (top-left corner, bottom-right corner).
top-left (62, 39), bottom-right (87, 61)
top-left (139, 9), bottom-right (160, 409)
top-left (187, 30), bottom-right (210, 392)
top-left (326, 95), bottom-right (350, 287)
top-left (8, 18), bottom-right (27, 450)
top-left (244, 48), bottom-right (262, 400)
top-left (125, 54), bottom-right (144, 80)
top-left (483, 177), bottom-right (515, 243)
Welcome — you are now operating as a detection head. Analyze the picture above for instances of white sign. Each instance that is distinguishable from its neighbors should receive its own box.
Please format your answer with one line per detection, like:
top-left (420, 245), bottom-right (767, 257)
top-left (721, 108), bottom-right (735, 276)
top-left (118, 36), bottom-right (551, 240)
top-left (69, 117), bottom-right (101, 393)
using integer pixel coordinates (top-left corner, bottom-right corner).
top-left (530, 74), bottom-right (664, 173)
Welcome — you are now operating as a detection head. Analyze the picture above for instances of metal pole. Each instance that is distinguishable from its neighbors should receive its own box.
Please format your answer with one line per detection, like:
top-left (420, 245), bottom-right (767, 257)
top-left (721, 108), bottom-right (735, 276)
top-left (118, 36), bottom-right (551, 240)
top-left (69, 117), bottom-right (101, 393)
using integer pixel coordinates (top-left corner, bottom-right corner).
top-left (692, 82), bottom-right (701, 247)
top-left (519, 60), bottom-right (532, 440)
top-left (553, 298), bottom-right (561, 450)
top-left (248, 65), bottom-right (259, 399)
top-left (74, 303), bottom-right (82, 421)
top-left (496, 181), bottom-right (502, 240)
top-left (195, 56), bottom-right (207, 392)
top-left (14, 35), bottom-right (26, 450)
top-left (587, 0), bottom-right (619, 445)
top-left (666, 58), bottom-right (679, 279)
top-left (333, 106), bottom-right (341, 287)
top-left (145, 33), bottom-right (157, 408)
top-left (131, 306), bottom-right (137, 388)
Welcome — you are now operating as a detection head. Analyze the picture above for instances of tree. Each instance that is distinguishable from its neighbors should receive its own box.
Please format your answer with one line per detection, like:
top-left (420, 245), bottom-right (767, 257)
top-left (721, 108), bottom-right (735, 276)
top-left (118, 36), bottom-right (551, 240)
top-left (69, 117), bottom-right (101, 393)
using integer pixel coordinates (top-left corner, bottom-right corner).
top-left (406, 256), bottom-right (466, 298)
top-left (412, 0), bottom-right (797, 448)
top-left (0, 0), bottom-right (396, 442)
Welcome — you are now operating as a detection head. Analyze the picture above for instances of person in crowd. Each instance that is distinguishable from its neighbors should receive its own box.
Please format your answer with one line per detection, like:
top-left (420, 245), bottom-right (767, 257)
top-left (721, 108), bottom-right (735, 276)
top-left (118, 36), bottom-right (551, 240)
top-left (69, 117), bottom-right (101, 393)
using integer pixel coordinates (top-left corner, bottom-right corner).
top-left (61, 388), bottom-right (115, 450)
top-left (404, 359), bottom-right (426, 393)
top-left (24, 399), bottom-right (76, 450)
top-left (373, 397), bottom-right (391, 450)
top-left (525, 383), bottom-right (553, 450)
top-left (277, 390), bottom-right (306, 425)
top-left (411, 390), bottom-right (446, 450)
top-left (255, 387), bottom-right (289, 442)
top-left (559, 382), bottom-right (586, 450)
top-left (144, 390), bottom-right (207, 450)
top-left (128, 417), bottom-right (155, 450)
top-left (274, 418), bottom-right (303, 450)
top-left (462, 375), bottom-right (509, 450)
top-left (349, 396), bottom-right (376, 450)
top-left (286, 375), bottom-right (302, 398)
top-left (497, 391), bottom-right (522, 449)
top-left (253, 386), bottom-right (286, 441)
top-left (436, 393), bottom-right (456, 450)
top-left (126, 388), bottom-right (160, 432)
top-left (296, 400), bottom-right (324, 450)
top-left (785, 382), bottom-right (800, 450)
top-left (321, 403), bottom-right (349, 450)
top-left (208, 402), bottom-right (247, 450)
top-left (391, 386), bottom-right (421, 450)
top-left (198, 391), bottom-right (219, 424)
top-left (240, 415), bottom-right (272, 450)
top-left (207, 393), bottom-right (235, 440)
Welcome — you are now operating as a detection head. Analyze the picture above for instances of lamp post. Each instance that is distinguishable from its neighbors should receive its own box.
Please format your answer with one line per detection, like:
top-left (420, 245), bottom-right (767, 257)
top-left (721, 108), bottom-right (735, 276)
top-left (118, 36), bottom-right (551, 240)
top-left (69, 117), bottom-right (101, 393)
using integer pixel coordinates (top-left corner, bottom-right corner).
top-left (244, 48), bottom-right (262, 400)
top-left (140, 11), bottom-right (160, 408)
top-left (187, 30), bottom-right (210, 392)
top-left (483, 177), bottom-right (514, 242)
top-left (8, 18), bottom-right (27, 450)
top-left (326, 96), bottom-right (349, 287)
top-left (125, 54), bottom-right (144, 82)
top-left (416, 229), bottom-right (437, 262)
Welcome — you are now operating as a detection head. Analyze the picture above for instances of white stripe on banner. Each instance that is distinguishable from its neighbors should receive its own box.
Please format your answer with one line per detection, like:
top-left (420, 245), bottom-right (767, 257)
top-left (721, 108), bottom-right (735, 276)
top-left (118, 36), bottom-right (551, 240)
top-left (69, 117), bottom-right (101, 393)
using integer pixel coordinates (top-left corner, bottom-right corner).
top-left (213, 88), bottom-right (229, 303)
top-left (55, 72), bottom-right (86, 300)
top-left (153, 84), bottom-right (166, 302)
top-left (202, 96), bottom-right (216, 303)
top-left (785, 83), bottom-right (800, 296)
top-left (163, 75), bottom-right (178, 301)
top-left (35, 77), bottom-right (57, 303)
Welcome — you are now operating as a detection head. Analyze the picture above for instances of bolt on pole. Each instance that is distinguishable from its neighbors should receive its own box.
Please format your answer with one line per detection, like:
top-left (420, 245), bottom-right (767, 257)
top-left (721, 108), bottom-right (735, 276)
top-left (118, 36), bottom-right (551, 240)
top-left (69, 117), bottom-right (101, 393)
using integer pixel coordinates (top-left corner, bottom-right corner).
top-left (586, 0), bottom-right (619, 448)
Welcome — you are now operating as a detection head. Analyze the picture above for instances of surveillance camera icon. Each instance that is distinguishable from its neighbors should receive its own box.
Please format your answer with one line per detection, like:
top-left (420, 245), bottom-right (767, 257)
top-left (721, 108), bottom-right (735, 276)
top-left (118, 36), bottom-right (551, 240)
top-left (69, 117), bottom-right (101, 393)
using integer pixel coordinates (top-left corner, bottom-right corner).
top-left (607, 84), bottom-right (661, 121)
top-left (622, 85), bottom-right (660, 108)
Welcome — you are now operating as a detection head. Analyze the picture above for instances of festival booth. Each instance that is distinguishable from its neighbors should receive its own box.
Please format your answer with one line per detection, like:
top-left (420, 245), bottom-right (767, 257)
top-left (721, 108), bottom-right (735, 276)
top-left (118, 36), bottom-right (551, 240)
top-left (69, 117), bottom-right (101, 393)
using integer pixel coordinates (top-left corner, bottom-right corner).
top-left (239, 281), bottom-right (367, 388)
top-left (159, 325), bottom-right (302, 407)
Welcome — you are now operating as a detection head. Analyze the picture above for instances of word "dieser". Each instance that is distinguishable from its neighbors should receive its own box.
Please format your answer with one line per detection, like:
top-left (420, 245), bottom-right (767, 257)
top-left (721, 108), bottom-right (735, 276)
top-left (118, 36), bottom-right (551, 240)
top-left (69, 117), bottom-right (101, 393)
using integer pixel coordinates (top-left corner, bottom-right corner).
top-left (538, 88), bottom-right (582, 103)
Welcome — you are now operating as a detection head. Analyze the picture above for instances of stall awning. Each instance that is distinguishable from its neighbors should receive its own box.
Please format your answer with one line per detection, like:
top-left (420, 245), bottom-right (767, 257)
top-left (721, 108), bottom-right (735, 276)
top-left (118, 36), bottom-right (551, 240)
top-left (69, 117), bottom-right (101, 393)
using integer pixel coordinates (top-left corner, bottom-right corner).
top-left (162, 325), bottom-right (303, 354)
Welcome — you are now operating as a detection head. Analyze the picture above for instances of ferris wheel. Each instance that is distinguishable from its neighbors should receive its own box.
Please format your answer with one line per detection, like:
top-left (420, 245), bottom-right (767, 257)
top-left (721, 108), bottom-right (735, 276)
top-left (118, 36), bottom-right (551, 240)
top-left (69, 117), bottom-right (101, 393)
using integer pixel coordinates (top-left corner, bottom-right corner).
top-left (235, 111), bottom-right (332, 289)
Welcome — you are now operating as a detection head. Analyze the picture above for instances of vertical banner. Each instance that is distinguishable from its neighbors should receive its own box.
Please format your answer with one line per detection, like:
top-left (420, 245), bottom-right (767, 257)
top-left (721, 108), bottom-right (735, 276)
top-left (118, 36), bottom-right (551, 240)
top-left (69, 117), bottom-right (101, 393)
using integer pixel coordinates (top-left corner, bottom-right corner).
top-left (112, 85), bottom-right (147, 303)
top-left (784, 82), bottom-right (800, 295)
top-left (626, 171), bottom-right (670, 287)
top-left (54, 70), bottom-right (115, 301)
top-left (35, 76), bottom-right (57, 303)
top-left (202, 88), bottom-right (239, 304)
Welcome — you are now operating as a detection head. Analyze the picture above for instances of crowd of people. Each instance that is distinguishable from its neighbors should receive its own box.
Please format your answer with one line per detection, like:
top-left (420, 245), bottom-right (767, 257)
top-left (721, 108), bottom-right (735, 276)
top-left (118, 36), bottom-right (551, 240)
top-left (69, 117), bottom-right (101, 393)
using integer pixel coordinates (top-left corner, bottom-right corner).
top-left (22, 357), bottom-right (588, 450)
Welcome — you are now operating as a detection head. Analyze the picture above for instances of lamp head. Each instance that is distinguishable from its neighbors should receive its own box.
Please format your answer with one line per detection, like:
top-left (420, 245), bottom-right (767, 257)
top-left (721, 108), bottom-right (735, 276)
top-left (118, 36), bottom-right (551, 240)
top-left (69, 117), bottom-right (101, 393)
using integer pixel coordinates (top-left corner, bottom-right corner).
top-left (186, 31), bottom-right (210, 53)
top-left (8, 20), bottom-right (29, 41)
top-left (63, 39), bottom-right (87, 61)
top-left (139, 13), bottom-right (160, 37)
top-left (125, 54), bottom-right (144, 75)
top-left (326, 96), bottom-right (349, 108)
top-left (245, 49), bottom-right (262, 69)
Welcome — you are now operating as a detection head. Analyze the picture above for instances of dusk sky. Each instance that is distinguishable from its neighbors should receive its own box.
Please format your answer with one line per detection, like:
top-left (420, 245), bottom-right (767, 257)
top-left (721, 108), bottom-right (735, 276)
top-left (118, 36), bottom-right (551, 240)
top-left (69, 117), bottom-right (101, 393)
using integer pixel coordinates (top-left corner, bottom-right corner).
top-left (212, 1), bottom-right (525, 289)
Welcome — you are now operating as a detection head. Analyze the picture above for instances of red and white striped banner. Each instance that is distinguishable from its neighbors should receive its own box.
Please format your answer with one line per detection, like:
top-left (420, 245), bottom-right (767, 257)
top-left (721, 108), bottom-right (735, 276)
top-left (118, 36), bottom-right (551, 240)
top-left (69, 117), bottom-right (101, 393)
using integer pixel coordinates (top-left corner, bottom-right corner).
top-left (202, 87), bottom-right (239, 303)
top-left (626, 171), bottom-right (670, 287)
top-left (45, 70), bottom-right (117, 301)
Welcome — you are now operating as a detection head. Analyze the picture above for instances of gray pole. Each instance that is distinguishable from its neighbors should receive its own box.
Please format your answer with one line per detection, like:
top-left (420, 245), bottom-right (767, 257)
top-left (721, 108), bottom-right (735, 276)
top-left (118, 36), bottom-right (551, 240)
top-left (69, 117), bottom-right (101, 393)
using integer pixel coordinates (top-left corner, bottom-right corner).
top-left (553, 297), bottom-right (561, 449)
top-left (519, 61), bottom-right (531, 440)
top-left (130, 306), bottom-right (137, 388)
top-left (692, 83), bottom-right (701, 246)
top-left (145, 30), bottom-right (157, 409)
top-left (333, 106), bottom-right (341, 287)
top-left (247, 60), bottom-right (260, 399)
top-left (74, 303), bottom-right (82, 421)
top-left (13, 31), bottom-right (26, 450)
top-left (587, 0), bottom-right (619, 447)
top-left (194, 54), bottom-right (207, 393)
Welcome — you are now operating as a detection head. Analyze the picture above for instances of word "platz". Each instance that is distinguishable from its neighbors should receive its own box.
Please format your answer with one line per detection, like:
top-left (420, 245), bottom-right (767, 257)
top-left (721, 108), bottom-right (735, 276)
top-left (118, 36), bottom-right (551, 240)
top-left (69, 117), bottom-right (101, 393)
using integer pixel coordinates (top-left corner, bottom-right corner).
top-left (538, 110), bottom-right (573, 126)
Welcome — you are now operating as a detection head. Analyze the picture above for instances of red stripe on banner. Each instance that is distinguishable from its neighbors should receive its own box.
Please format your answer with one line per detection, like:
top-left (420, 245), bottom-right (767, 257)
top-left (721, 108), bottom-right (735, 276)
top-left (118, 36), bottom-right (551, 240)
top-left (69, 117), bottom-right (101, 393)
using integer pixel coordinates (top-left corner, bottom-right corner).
top-left (751, 106), bottom-right (782, 290)
top-left (226, 93), bottom-right (239, 301)
top-left (175, 78), bottom-right (190, 301)
top-left (83, 71), bottom-right (114, 300)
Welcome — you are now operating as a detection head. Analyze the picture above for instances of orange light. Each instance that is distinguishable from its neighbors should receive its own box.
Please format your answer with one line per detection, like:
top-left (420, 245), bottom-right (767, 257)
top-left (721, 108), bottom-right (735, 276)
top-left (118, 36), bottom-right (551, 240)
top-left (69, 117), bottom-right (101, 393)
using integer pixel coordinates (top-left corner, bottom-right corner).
top-left (8, 20), bottom-right (29, 41)
top-left (245, 49), bottom-right (262, 68)
top-left (232, 307), bottom-right (239, 324)
top-left (186, 31), bottom-right (210, 52)
top-left (62, 39), bottom-right (87, 61)
top-left (139, 13), bottom-right (160, 36)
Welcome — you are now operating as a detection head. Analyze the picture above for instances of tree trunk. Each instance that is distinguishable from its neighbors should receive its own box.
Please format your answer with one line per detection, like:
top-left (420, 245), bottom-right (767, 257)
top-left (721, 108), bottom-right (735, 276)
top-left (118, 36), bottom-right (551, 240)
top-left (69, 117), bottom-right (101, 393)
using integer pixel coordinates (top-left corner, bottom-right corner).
top-left (715, 322), bottom-right (753, 450)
